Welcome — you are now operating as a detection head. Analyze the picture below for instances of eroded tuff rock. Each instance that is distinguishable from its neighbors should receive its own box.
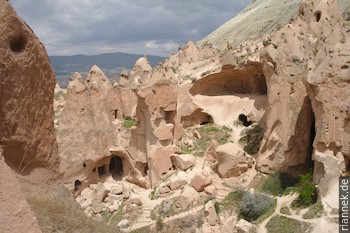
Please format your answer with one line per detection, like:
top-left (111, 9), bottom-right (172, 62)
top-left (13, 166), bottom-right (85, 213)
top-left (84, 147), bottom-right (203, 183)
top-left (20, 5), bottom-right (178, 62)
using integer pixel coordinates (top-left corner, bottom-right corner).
top-left (254, 0), bottom-right (350, 206)
top-left (0, 0), bottom-right (58, 173)
top-left (257, 0), bottom-right (350, 169)
top-left (57, 65), bottom-right (147, 190)
top-left (0, 152), bottom-right (41, 233)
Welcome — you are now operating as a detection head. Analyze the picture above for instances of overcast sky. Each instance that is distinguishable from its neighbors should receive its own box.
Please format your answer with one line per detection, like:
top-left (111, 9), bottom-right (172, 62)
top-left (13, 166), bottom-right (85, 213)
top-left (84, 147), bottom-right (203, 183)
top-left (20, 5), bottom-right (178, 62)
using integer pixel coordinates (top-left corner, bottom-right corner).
top-left (9, 0), bottom-right (250, 57)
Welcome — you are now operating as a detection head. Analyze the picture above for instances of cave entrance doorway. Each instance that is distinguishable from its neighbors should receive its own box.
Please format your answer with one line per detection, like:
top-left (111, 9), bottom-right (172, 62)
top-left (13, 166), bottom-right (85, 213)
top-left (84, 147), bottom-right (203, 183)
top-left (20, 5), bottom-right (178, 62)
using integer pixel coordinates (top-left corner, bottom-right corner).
top-left (306, 108), bottom-right (316, 172)
top-left (109, 156), bottom-right (123, 177)
top-left (238, 114), bottom-right (252, 127)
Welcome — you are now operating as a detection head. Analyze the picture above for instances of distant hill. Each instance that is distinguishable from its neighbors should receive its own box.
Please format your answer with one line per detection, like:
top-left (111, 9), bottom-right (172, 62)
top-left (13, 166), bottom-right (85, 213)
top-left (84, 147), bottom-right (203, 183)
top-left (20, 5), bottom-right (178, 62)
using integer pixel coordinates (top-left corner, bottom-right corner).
top-left (50, 52), bottom-right (165, 87)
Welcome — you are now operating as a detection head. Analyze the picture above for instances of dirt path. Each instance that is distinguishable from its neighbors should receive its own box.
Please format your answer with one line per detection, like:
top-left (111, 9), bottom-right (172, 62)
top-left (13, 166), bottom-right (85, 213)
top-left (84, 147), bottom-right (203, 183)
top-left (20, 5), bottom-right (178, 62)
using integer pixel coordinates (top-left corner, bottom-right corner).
top-left (257, 194), bottom-right (319, 233)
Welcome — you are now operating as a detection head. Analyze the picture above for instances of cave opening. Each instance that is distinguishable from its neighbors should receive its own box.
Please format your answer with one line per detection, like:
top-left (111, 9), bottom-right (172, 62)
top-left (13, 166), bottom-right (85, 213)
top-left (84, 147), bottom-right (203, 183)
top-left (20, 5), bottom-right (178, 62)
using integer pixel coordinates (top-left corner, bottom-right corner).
top-left (314, 11), bottom-right (322, 22)
top-left (74, 180), bottom-right (82, 191)
top-left (109, 156), bottom-right (123, 176)
top-left (286, 97), bottom-right (316, 176)
top-left (181, 109), bottom-right (214, 127)
top-left (112, 110), bottom-right (118, 119)
top-left (98, 164), bottom-right (106, 177)
top-left (164, 110), bottom-right (175, 124)
top-left (10, 34), bottom-right (27, 53)
top-left (238, 114), bottom-right (252, 127)
top-left (306, 109), bottom-right (316, 172)
top-left (189, 64), bottom-right (267, 96)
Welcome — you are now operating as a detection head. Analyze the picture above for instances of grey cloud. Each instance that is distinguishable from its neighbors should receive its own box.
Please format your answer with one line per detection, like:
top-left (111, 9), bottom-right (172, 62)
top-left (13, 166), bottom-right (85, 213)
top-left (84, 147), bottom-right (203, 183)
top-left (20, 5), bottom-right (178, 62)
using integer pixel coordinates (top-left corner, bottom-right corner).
top-left (9, 0), bottom-right (250, 56)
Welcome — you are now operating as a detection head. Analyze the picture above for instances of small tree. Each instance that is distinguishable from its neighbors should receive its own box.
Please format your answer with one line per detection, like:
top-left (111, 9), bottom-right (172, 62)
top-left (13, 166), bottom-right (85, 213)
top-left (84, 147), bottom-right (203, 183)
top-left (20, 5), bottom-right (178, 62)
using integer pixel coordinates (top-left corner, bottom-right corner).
top-left (295, 171), bottom-right (316, 207)
top-left (240, 192), bottom-right (274, 222)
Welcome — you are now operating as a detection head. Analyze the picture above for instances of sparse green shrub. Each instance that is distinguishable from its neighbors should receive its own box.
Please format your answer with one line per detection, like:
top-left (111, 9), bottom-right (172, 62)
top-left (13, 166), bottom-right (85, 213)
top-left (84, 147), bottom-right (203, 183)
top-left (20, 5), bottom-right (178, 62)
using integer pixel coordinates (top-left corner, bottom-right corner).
top-left (124, 115), bottom-right (133, 120)
top-left (239, 192), bottom-right (274, 222)
top-left (123, 116), bottom-right (137, 128)
top-left (130, 226), bottom-right (151, 233)
top-left (180, 123), bottom-right (231, 157)
top-left (220, 190), bottom-right (245, 214)
top-left (266, 216), bottom-right (312, 233)
top-left (149, 188), bottom-right (156, 200)
top-left (239, 125), bottom-right (265, 155)
top-left (280, 205), bottom-right (291, 215)
top-left (204, 195), bottom-right (215, 204)
top-left (292, 171), bottom-right (316, 207)
top-left (303, 201), bottom-right (323, 219)
top-left (261, 173), bottom-right (299, 196)
top-left (156, 217), bottom-right (164, 231)
top-left (214, 202), bottom-right (221, 214)
top-left (27, 195), bottom-right (118, 233)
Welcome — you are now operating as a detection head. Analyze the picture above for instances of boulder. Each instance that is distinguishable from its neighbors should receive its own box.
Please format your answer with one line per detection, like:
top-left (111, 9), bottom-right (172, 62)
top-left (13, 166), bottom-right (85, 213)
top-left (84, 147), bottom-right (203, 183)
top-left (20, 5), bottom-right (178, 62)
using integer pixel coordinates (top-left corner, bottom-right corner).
top-left (171, 154), bottom-right (197, 171)
top-left (128, 192), bottom-right (142, 206)
top-left (204, 200), bottom-right (220, 226)
top-left (110, 183), bottom-right (123, 195)
top-left (122, 182), bottom-right (132, 199)
top-left (91, 200), bottom-right (105, 214)
top-left (117, 219), bottom-right (130, 228)
top-left (191, 173), bottom-right (212, 192)
top-left (81, 187), bottom-right (95, 200)
top-left (169, 179), bottom-right (187, 191)
top-left (159, 185), bottom-right (171, 194)
top-left (95, 183), bottom-right (107, 202)
top-left (221, 216), bottom-right (238, 233)
top-left (234, 219), bottom-right (255, 233)
top-left (204, 185), bottom-right (216, 195)
top-left (181, 186), bottom-right (199, 203)
top-left (205, 140), bottom-right (219, 162)
top-left (215, 143), bottom-right (254, 178)
top-left (154, 123), bottom-right (174, 141)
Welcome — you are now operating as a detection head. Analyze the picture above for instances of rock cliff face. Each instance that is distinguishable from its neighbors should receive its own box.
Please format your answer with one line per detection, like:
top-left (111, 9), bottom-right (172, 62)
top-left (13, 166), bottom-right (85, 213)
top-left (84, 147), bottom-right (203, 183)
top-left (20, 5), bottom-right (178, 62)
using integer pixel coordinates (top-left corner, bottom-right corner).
top-left (0, 0), bottom-right (58, 174)
top-left (57, 66), bottom-right (149, 190)
top-left (255, 0), bottom-right (350, 208)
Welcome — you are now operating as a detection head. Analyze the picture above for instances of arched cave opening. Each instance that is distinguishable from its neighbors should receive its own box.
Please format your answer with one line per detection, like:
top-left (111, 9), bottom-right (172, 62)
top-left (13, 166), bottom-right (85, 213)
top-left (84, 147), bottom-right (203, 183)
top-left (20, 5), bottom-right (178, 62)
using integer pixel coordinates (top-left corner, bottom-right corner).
top-left (74, 180), bottom-right (82, 191)
top-left (306, 109), bottom-right (316, 172)
top-left (314, 11), bottom-right (322, 22)
top-left (109, 156), bottom-right (123, 176)
top-left (181, 109), bottom-right (214, 128)
top-left (98, 164), bottom-right (106, 177)
top-left (190, 64), bottom-right (267, 96)
top-left (288, 97), bottom-right (316, 176)
top-left (238, 114), bottom-right (252, 127)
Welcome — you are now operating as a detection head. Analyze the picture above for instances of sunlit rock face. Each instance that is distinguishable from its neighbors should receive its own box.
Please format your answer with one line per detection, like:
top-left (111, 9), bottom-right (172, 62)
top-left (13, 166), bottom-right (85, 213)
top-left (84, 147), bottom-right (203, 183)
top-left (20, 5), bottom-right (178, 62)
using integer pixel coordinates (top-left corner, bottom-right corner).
top-left (0, 0), bottom-right (58, 174)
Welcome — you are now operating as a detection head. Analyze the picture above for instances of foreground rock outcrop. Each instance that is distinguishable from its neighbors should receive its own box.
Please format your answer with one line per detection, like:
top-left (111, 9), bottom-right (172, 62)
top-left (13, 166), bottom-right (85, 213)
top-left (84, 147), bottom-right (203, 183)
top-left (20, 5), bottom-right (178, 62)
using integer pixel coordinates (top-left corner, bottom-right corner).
top-left (0, 153), bottom-right (41, 233)
top-left (0, 0), bottom-right (58, 174)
